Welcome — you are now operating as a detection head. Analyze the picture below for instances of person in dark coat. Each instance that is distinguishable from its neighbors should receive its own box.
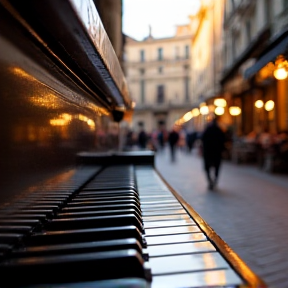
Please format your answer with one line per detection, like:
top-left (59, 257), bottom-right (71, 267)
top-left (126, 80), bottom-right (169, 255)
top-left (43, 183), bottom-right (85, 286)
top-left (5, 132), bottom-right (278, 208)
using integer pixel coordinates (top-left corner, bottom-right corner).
top-left (138, 128), bottom-right (147, 149)
top-left (201, 117), bottom-right (225, 190)
top-left (168, 126), bottom-right (179, 162)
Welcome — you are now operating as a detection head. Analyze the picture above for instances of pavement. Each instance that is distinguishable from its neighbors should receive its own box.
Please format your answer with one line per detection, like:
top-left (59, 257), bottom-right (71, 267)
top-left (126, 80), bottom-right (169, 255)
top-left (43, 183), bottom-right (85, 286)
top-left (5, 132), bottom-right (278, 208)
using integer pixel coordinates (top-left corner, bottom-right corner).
top-left (155, 146), bottom-right (288, 288)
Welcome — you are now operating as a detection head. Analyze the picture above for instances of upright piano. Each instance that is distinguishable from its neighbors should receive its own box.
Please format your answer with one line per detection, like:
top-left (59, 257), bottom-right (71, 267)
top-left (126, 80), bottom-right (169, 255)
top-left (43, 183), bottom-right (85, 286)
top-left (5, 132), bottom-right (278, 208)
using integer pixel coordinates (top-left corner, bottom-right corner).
top-left (0, 0), bottom-right (266, 287)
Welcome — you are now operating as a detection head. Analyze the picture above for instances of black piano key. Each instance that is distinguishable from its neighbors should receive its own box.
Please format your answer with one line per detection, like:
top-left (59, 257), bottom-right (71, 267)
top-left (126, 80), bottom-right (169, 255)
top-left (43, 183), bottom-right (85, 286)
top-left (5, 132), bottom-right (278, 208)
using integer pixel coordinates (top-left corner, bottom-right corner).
top-left (26, 226), bottom-right (144, 246)
top-left (20, 205), bottom-right (59, 213)
top-left (0, 214), bottom-right (47, 221)
top-left (62, 203), bottom-right (142, 215)
top-left (66, 199), bottom-right (140, 208)
top-left (11, 238), bottom-right (142, 257)
top-left (0, 225), bottom-right (34, 234)
top-left (57, 209), bottom-right (142, 223)
top-left (24, 196), bottom-right (68, 200)
top-left (14, 200), bottom-right (64, 206)
top-left (72, 195), bottom-right (139, 202)
top-left (0, 233), bottom-right (24, 245)
top-left (16, 209), bottom-right (55, 217)
top-left (82, 186), bottom-right (137, 192)
top-left (47, 214), bottom-right (143, 232)
top-left (0, 249), bottom-right (146, 285)
top-left (0, 243), bottom-right (13, 255)
top-left (77, 189), bottom-right (138, 197)
top-left (0, 219), bottom-right (40, 227)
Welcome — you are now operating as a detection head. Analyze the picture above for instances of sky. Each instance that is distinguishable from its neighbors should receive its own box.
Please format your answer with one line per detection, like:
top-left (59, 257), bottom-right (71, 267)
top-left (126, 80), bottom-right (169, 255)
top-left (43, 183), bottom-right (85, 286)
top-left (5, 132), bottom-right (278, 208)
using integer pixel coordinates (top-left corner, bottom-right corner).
top-left (122, 0), bottom-right (201, 41)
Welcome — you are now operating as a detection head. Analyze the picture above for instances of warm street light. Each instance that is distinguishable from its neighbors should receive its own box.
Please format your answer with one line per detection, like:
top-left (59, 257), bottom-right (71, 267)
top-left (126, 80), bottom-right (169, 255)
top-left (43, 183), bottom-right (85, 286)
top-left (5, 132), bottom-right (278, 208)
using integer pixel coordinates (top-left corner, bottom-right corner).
top-left (274, 67), bottom-right (288, 80)
top-left (200, 105), bottom-right (209, 115)
top-left (264, 100), bottom-right (274, 111)
top-left (255, 100), bottom-right (264, 108)
top-left (273, 55), bottom-right (288, 80)
top-left (191, 108), bottom-right (200, 117)
top-left (214, 98), bottom-right (227, 107)
top-left (229, 106), bottom-right (241, 116)
top-left (183, 111), bottom-right (193, 122)
top-left (215, 106), bottom-right (225, 115)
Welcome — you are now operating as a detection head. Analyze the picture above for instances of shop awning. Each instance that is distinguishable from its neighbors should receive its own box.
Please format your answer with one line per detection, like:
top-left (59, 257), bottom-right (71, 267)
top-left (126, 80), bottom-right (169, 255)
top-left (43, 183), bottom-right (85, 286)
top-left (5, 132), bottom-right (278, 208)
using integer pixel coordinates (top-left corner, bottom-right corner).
top-left (244, 32), bottom-right (288, 79)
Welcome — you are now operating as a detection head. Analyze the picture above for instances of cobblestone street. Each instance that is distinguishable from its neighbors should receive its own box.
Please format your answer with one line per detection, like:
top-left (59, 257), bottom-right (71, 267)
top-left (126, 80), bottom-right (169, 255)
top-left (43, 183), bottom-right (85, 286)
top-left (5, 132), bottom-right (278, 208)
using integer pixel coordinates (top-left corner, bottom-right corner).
top-left (155, 147), bottom-right (288, 288)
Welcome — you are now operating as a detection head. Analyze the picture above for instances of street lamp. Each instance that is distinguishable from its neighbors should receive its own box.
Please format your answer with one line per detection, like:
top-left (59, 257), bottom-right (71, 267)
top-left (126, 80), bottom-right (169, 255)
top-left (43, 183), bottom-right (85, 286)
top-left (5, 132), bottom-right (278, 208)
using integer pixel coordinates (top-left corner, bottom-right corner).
top-left (214, 98), bottom-right (227, 107)
top-left (191, 108), bottom-right (200, 117)
top-left (264, 100), bottom-right (274, 111)
top-left (183, 111), bottom-right (193, 122)
top-left (255, 100), bottom-right (264, 108)
top-left (229, 106), bottom-right (241, 116)
top-left (215, 106), bottom-right (225, 115)
top-left (273, 55), bottom-right (288, 80)
top-left (200, 105), bottom-right (209, 115)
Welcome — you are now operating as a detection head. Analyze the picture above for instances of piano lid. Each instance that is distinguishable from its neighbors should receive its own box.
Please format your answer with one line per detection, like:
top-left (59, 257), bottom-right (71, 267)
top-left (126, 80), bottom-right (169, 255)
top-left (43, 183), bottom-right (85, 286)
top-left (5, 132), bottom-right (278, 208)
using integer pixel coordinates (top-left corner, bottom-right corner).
top-left (0, 0), bottom-right (132, 113)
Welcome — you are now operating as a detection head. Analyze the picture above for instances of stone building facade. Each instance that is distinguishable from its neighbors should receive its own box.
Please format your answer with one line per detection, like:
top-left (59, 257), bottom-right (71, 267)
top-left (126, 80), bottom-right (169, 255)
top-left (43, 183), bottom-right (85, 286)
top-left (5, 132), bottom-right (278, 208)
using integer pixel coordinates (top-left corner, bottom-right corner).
top-left (123, 25), bottom-right (193, 134)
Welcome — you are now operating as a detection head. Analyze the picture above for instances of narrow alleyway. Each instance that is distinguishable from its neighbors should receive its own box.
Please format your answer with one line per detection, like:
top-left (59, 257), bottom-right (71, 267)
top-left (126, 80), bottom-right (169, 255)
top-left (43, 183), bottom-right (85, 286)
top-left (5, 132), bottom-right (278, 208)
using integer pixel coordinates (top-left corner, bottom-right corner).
top-left (155, 147), bottom-right (288, 288)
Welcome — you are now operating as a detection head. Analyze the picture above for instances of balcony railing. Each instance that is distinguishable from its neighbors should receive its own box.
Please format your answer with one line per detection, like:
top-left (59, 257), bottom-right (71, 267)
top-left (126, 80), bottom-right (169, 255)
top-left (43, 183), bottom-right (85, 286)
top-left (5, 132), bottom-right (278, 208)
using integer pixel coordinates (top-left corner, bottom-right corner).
top-left (124, 57), bottom-right (190, 66)
top-left (134, 99), bottom-right (194, 111)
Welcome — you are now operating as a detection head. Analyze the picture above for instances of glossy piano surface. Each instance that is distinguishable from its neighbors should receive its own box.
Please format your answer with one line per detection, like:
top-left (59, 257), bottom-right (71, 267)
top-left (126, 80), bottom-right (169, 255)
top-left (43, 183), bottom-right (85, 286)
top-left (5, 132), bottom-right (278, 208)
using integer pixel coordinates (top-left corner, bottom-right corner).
top-left (0, 0), bottom-right (129, 203)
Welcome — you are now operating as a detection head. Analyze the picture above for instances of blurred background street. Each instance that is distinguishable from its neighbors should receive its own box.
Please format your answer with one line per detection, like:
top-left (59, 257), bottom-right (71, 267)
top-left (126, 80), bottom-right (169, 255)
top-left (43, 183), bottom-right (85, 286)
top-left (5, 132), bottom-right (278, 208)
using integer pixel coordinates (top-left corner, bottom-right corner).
top-left (155, 146), bottom-right (288, 288)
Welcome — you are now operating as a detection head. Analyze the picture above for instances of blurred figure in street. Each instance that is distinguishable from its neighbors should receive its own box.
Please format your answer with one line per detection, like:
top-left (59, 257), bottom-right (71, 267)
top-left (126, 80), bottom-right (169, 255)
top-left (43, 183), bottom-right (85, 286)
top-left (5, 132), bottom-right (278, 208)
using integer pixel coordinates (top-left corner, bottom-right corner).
top-left (138, 127), bottom-right (148, 149)
top-left (177, 129), bottom-right (186, 152)
top-left (157, 129), bottom-right (165, 152)
top-left (201, 117), bottom-right (225, 190)
top-left (168, 126), bottom-right (179, 162)
top-left (186, 127), bottom-right (197, 153)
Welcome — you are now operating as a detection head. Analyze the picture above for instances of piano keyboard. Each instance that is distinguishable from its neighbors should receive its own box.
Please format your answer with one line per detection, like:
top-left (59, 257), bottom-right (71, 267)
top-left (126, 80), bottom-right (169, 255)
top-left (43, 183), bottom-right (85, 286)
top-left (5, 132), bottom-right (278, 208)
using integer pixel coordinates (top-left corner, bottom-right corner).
top-left (0, 164), bottom-right (245, 287)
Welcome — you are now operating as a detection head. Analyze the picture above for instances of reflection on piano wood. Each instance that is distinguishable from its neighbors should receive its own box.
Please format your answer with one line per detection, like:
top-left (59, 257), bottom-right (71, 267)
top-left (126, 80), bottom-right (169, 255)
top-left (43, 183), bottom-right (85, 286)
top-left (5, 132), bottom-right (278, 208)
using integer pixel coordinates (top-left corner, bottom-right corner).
top-left (0, 154), bottom-right (264, 287)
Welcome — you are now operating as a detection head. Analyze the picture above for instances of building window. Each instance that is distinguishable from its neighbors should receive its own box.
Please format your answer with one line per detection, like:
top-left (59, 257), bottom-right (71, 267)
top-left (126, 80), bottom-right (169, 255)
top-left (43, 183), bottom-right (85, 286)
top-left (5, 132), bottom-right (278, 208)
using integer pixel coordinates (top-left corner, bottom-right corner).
top-left (140, 68), bottom-right (145, 75)
top-left (157, 48), bottom-right (163, 61)
top-left (157, 85), bottom-right (165, 103)
top-left (174, 46), bottom-right (179, 59)
top-left (140, 50), bottom-right (145, 62)
top-left (264, 0), bottom-right (272, 24)
top-left (158, 66), bottom-right (163, 74)
top-left (140, 80), bottom-right (145, 103)
top-left (232, 31), bottom-right (240, 60)
top-left (245, 20), bottom-right (251, 43)
top-left (185, 45), bottom-right (189, 59)
top-left (184, 77), bottom-right (189, 101)
top-left (284, 0), bottom-right (288, 9)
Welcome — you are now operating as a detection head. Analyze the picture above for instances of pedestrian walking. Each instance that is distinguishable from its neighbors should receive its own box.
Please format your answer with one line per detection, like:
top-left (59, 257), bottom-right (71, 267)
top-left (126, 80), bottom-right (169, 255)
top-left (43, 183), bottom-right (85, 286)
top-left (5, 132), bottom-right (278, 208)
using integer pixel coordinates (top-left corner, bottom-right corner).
top-left (157, 129), bottom-right (165, 152)
top-left (138, 128), bottom-right (147, 149)
top-left (201, 117), bottom-right (225, 190)
top-left (168, 126), bottom-right (179, 162)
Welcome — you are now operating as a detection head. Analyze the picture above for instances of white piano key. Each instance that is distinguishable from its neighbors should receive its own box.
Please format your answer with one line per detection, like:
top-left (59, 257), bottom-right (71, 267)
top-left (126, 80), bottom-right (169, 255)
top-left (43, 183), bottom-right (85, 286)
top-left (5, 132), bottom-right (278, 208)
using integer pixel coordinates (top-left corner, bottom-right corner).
top-left (146, 233), bottom-right (207, 245)
top-left (144, 219), bottom-right (196, 228)
top-left (151, 268), bottom-right (243, 288)
top-left (147, 241), bottom-right (215, 257)
top-left (145, 225), bottom-right (201, 236)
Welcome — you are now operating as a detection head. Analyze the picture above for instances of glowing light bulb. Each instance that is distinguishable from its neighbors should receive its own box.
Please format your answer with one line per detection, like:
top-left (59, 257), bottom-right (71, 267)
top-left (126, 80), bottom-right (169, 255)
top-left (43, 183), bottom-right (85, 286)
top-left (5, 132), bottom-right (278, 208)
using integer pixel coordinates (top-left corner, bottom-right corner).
top-left (274, 67), bottom-right (288, 80)
top-left (255, 100), bottom-right (264, 108)
top-left (229, 106), bottom-right (241, 116)
top-left (264, 100), bottom-right (274, 111)
top-left (215, 106), bottom-right (225, 115)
